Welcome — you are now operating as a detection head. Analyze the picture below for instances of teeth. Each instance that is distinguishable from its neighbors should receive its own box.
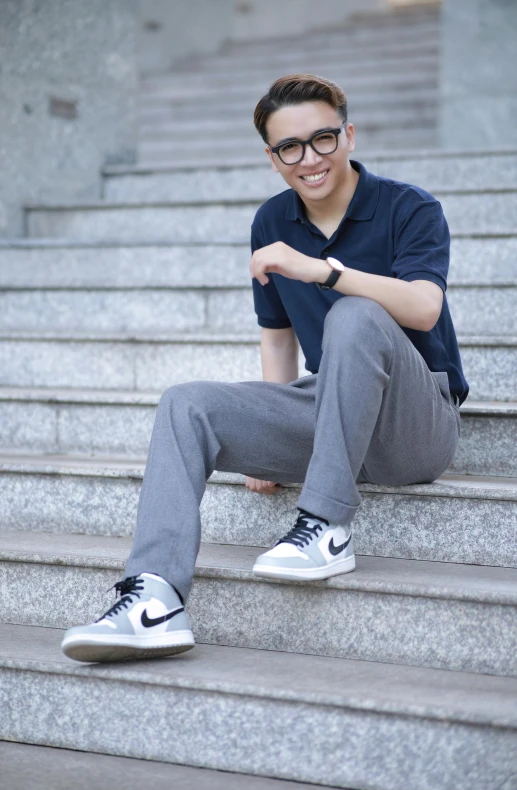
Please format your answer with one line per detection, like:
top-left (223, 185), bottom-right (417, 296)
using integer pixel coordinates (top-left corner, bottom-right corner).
top-left (302, 170), bottom-right (328, 182)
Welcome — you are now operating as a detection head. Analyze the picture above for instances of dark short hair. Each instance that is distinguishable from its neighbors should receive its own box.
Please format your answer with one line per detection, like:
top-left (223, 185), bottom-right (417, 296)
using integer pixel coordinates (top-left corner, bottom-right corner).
top-left (253, 73), bottom-right (348, 145)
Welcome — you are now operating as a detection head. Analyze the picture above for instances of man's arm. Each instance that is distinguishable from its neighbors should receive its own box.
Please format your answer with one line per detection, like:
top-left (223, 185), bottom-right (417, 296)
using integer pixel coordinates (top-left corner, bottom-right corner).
top-left (260, 326), bottom-right (299, 383)
top-left (309, 262), bottom-right (444, 332)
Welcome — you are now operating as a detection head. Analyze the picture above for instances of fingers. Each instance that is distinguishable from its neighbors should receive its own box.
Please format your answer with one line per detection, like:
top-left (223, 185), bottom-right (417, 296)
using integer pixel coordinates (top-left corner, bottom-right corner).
top-left (244, 476), bottom-right (284, 495)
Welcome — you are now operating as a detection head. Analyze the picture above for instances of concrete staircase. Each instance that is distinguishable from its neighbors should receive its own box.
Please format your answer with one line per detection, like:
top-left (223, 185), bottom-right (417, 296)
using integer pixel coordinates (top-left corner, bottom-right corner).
top-left (1, 5), bottom-right (517, 789)
top-left (137, 3), bottom-right (442, 165)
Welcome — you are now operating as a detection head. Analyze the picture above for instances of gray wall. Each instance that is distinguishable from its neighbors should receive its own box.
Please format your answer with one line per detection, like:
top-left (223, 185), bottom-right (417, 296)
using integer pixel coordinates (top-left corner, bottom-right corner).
top-left (439, 0), bottom-right (517, 150)
top-left (0, 0), bottom-right (139, 237)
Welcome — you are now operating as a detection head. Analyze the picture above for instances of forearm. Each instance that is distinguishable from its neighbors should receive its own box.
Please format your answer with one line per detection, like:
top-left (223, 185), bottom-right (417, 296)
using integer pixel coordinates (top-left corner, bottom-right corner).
top-left (310, 260), bottom-right (436, 331)
top-left (260, 329), bottom-right (299, 383)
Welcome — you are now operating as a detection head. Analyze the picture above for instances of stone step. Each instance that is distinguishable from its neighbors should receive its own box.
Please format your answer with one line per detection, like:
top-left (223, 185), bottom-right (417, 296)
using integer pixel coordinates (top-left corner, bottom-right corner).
top-left (101, 151), bottom-right (517, 200)
top-left (141, 89), bottom-right (438, 122)
top-left (1, 454), bottom-right (516, 567)
top-left (2, 530), bottom-right (517, 677)
top-left (139, 99), bottom-right (437, 126)
top-left (177, 39), bottom-right (439, 75)
top-left (139, 70), bottom-right (438, 105)
top-left (176, 32), bottom-right (441, 75)
top-left (214, 17), bottom-right (441, 58)
top-left (137, 129), bottom-right (438, 162)
top-left (1, 387), bottom-right (516, 476)
top-left (2, 622), bottom-right (514, 790)
top-left (150, 55), bottom-right (437, 93)
top-left (139, 106), bottom-right (437, 139)
top-left (24, 190), bottom-right (517, 241)
top-left (0, 331), bottom-right (514, 400)
top-left (137, 135), bottom-right (438, 165)
top-left (1, 238), bottom-right (517, 287)
top-left (0, 282), bottom-right (515, 337)
top-left (0, 741), bottom-right (336, 790)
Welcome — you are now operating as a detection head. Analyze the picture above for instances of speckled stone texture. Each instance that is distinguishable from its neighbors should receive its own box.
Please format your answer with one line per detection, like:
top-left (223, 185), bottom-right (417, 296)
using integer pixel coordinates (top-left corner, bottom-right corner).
top-left (0, 290), bottom-right (209, 333)
top-left (0, 336), bottom-right (264, 389)
top-left (0, 335), bottom-right (515, 398)
top-left (0, 467), bottom-right (141, 537)
top-left (26, 203), bottom-right (259, 244)
top-left (0, 0), bottom-right (137, 236)
top-left (0, 284), bottom-right (514, 336)
top-left (0, 740), bottom-right (339, 790)
top-left (102, 151), bottom-right (517, 202)
top-left (25, 192), bottom-right (517, 241)
top-left (0, 243), bottom-right (252, 288)
top-left (1, 535), bottom-right (517, 676)
top-left (1, 626), bottom-right (517, 790)
top-left (0, 236), bottom-right (516, 288)
top-left (1, 462), bottom-right (517, 567)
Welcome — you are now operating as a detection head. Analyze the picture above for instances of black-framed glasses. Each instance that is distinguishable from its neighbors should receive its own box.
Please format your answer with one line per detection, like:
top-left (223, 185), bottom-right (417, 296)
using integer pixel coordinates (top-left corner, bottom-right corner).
top-left (269, 122), bottom-right (347, 165)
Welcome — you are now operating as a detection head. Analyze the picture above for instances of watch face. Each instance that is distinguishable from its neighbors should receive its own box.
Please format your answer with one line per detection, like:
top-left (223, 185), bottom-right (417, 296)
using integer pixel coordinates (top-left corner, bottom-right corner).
top-left (327, 256), bottom-right (346, 271)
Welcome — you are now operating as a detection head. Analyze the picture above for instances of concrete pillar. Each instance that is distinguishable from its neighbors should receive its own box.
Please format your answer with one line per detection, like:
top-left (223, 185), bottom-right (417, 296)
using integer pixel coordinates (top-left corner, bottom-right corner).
top-left (439, 0), bottom-right (517, 150)
top-left (0, 0), bottom-right (139, 236)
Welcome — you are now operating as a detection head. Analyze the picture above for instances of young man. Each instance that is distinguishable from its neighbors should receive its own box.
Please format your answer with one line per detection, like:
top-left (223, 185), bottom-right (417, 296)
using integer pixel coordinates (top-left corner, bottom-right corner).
top-left (61, 74), bottom-right (468, 663)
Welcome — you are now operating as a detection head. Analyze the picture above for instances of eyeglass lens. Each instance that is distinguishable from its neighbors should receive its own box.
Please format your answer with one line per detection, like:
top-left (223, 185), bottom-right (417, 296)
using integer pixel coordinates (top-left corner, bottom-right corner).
top-left (277, 131), bottom-right (339, 164)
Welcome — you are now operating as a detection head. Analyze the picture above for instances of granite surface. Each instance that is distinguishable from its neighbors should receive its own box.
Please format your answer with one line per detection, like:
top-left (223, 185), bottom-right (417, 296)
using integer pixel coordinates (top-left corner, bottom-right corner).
top-left (2, 237), bottom-right (516, 289)
top-left (0, 740), bottom-right (341, 790)
top-left (1, 457), bottom-right (517, 566)
top-left (102, 153), bottom-right (517, 203)
top-left (0, 334), bottom-right (516, 399)
top-left (0, 284), bottom-right (514, 337)
top-left (0, 0), bottom-right (137, 236)
top-left (25, 192), bottom-right (517, 242)
top-left (1, 535), bottom-right (517, 675)
top-left (1, 625), bottom-right (517, 790)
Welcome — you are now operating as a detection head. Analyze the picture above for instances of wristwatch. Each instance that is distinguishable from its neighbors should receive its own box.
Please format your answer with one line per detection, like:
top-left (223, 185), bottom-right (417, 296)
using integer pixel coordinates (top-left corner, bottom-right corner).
top-left (316, 256), bottom-right (346, 290)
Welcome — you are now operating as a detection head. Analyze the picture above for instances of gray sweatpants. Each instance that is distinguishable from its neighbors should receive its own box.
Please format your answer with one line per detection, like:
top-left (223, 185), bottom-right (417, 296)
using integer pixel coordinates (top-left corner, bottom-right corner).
top-left (124, 296), bottom-right (461, 603)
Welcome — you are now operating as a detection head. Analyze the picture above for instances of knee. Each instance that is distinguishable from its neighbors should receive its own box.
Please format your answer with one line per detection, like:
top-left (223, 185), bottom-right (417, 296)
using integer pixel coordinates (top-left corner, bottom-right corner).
top-left (324, 296), bottom-right (393, 342)
top-left (158, 380), bottom-right (215, 412)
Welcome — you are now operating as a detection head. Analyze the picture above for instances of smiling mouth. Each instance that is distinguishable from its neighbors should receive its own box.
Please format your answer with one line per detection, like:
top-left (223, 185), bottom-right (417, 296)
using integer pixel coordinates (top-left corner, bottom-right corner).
top-left (300, 169), bottom-right (329, 183)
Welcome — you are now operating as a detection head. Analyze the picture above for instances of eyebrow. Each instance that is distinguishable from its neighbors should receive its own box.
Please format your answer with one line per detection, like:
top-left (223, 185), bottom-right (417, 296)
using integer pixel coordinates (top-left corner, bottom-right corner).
top-left (273, 126), bottom-right (336, 147)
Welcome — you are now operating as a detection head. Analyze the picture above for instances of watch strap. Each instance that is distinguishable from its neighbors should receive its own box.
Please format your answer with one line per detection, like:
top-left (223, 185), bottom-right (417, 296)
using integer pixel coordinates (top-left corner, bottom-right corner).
top-left (316, 268), bottom-right (342, 291)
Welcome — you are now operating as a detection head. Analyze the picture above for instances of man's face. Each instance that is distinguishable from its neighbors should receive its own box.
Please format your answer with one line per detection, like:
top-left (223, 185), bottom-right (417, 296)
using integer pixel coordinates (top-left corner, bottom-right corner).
top-left (264, 100), bottom-right (355, 199)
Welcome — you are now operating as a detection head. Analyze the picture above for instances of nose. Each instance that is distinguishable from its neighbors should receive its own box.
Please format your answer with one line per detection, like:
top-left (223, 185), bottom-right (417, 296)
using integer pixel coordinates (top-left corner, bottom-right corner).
top-left (300, 144), bottom-right (323, 168)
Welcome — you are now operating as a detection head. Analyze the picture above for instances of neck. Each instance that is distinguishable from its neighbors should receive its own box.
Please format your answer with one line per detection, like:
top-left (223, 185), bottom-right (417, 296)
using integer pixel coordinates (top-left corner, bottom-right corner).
top-left (302, 160), bottom-right (359, 226)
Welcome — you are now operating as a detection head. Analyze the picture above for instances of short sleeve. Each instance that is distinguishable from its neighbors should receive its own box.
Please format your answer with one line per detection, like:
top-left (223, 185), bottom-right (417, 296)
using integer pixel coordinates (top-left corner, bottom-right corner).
top-left (391, 199), bottom-right (450, 293)
top-left (250, 225), bottom-right (292, 329)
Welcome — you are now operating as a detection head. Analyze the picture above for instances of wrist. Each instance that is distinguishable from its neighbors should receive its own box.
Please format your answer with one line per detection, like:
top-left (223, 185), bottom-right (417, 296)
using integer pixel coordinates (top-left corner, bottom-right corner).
top-left (312, 259), bottom-right (333, 284)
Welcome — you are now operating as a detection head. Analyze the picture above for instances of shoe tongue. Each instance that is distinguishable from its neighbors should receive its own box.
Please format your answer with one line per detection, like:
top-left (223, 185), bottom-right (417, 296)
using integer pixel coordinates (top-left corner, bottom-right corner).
top-left (298, 508), bottom-right (329, 526)
top-left (140, 572), bottom-right (168, 585)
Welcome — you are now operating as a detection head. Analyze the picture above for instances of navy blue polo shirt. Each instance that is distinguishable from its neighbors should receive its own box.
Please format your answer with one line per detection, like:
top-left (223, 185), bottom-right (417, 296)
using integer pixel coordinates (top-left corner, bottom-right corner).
top-left (250, 159), bottom-right (469, 405)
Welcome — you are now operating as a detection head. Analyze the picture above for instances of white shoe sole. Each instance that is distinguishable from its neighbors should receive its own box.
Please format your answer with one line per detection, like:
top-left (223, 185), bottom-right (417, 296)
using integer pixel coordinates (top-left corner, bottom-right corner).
top-left (61, 629), bottom-right (195, 663)
top-left (252, 554), bottom-right (356, 580)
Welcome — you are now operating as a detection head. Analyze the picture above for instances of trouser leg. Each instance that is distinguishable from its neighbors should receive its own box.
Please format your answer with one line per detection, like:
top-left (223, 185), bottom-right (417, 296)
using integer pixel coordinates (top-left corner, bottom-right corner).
top-left (124, 295), bottom-right (461, 602)
top-left (296, 295), bottom-right (461, 524)
top-left (123, 375), bottom-right (318, 602)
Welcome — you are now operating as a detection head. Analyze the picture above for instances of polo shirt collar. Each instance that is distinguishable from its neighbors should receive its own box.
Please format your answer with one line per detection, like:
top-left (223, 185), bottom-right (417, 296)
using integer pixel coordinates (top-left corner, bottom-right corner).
top-left (285, 159), bottom-right (380, 223)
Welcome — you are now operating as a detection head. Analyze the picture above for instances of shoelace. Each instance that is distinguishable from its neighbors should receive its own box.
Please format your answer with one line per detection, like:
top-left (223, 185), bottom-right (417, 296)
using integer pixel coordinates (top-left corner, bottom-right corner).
top-left (276, 510), bottom-right (328, 549)
top-left (95, 575), bottom-right (144, 622)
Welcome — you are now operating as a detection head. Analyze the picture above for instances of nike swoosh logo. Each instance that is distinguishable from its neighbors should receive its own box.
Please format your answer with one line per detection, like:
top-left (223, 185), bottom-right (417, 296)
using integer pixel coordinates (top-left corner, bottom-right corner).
top-left (141, 606), bottom-right (184, 628)
top-left (328, 533), bottom-right (352, 556)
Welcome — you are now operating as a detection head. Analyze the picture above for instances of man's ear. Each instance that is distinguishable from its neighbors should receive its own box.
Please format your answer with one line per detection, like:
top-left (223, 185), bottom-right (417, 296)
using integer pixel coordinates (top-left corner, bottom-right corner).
top-left (346, 123), bottom-right (355, 153)
top-left (265, 146), bottom-right (280, 173)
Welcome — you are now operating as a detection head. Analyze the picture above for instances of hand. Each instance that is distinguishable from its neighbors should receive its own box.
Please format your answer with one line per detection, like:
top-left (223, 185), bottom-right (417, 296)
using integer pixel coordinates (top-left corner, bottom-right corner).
top-left (245, 476), bottom-right (285, 495)
top-left (250, 241), bottom-right (324, 286)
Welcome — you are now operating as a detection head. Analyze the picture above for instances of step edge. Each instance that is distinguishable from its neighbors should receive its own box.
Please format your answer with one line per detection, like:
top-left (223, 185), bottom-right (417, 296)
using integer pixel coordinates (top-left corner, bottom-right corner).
top-left (2, 646), bottom-right (515, 731)
top-left (2, 535), bottom-right (517, 606)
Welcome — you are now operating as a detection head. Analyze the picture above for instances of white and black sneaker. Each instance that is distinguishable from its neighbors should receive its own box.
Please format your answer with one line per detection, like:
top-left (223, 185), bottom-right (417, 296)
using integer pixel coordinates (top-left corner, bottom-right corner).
top-left (61, 573), bottom-right (195, 663)
top-left (252, 508), bottom-right (356, 581)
